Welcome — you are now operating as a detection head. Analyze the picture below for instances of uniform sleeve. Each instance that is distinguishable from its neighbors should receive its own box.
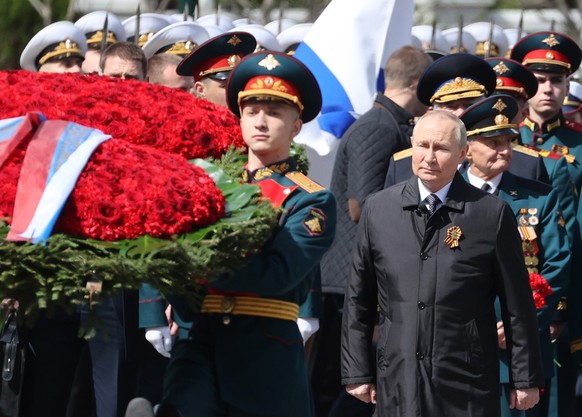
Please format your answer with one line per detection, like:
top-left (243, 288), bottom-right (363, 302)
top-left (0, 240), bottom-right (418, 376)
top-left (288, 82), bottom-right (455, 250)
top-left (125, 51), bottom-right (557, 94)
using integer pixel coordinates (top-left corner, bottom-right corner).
top-left (536, 188), bottom-right (571, 330)
top-left (568, 193), bottom-right (582, 365)
top-left (346, 121), bottom-right (401, 205)
top-left (340, 201), bottom-right (378, 385)
top-left (211, 190), bottom-right (336, 297)
top-left (298, 266), bottom-right (323, 319)
top-left (138, 284), bottom-right (168, 328)
top-left (494, 203), bottom-right (545, 389)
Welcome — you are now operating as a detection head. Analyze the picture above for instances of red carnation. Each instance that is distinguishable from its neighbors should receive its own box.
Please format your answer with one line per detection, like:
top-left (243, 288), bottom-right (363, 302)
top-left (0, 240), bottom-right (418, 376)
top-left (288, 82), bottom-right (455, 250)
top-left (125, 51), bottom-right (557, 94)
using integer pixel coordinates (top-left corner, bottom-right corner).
top-left (529, 273), bottom-right (553, 310)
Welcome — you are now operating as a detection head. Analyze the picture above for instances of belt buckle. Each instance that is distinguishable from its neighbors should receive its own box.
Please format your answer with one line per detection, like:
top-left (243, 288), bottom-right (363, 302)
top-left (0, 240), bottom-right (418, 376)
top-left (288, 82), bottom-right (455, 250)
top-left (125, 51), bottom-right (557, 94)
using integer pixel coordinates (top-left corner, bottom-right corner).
top-left (221, 296), bottom-right (235, 313)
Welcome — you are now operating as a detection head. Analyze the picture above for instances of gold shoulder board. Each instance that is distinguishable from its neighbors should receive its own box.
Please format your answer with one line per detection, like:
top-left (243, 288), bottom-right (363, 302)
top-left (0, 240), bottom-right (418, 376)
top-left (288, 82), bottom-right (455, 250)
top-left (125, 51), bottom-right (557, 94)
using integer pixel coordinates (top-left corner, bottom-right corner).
top-left (393, 147), bottom-right (413, 161)
top-left (511, 143), bottom-right (539, 157)
top-left (286, 171), bottom-right (325, 193)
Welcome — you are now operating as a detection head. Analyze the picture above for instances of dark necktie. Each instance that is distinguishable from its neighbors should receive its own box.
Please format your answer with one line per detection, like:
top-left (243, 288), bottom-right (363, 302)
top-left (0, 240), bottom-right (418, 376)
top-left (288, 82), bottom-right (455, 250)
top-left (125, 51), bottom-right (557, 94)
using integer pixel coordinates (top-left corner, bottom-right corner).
top-left (481, 183), bottom-right (492, 193)
top-left (423, 193), bottom-right (441, 215)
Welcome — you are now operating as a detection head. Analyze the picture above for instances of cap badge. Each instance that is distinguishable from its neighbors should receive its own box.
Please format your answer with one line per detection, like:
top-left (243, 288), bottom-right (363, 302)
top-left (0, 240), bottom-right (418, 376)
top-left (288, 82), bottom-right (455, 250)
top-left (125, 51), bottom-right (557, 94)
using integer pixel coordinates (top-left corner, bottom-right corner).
top-left (227, 54), bottom-right (241, 67)
top-left (258, 54), bottom-right (281, 71)
top-left (493, 61), bottom-right (510, 75)
top-left (492, 99), bottom-right (507, 112)
top-left (445, 226), bottom-right (463, 249)
top-left (454, 76), bottom-right (463, 85)
top-left (495, 114), bottom-right (509, 125)
top-left (228, 35), bottom-right (242, 46)
top-left (542, 34), bottom-right (560, 48)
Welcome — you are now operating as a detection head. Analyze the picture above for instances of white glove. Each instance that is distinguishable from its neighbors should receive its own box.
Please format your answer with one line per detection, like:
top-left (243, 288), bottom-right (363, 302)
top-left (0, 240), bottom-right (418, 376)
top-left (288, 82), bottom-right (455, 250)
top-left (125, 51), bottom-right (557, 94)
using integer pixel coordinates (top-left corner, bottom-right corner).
top-left (145, 326), bottom-right (172, 358)
top-left (297, 317), bottom-right (320, 344)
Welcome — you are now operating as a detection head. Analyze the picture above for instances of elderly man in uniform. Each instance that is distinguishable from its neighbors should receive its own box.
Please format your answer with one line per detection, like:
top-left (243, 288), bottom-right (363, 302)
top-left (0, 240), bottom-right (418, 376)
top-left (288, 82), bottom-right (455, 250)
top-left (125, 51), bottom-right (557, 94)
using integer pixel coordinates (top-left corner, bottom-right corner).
top-left (342, 109), bottom-right (544, 417)
top-left (142, 51), bottom-right (336, 417)
top-left (20, 21), bottom-right (87, 73)
top-left (461, 94), bottom-right (571, 417)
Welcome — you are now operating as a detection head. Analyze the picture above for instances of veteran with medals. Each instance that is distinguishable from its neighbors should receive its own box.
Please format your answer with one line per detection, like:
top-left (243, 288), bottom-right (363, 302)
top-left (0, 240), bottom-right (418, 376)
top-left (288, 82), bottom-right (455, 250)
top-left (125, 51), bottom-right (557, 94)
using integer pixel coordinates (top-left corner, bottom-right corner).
top-left (461, 95), bottom-right (571, 417)
top-left (342, 110), bottom-right (543, 417)
top-left (158, 52), bottom-right (336, 417)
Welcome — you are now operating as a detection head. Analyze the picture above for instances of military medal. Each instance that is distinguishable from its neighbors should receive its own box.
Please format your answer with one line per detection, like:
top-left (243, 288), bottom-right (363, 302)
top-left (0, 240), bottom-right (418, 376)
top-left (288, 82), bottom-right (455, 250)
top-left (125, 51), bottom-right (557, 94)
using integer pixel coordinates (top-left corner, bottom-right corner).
top-left (529, 216), bottom-right (539, 226)
top-left (444, 226), bottom-right (462, 249)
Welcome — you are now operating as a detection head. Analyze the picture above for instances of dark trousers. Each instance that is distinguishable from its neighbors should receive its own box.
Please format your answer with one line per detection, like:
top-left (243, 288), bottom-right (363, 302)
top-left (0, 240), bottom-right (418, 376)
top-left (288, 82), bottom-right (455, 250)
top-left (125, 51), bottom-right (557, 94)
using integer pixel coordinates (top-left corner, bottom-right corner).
top-left (310, 294), bottom-right (374, 417)
top-left (21, 310), bottom-right (85, 417)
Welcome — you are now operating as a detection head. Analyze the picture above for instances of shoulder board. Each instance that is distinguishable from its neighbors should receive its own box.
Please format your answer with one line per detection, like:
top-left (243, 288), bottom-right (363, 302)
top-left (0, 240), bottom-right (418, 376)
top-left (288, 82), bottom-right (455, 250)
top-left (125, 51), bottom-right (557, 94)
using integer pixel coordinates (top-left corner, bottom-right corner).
top-left (286, 171), bottom-right (326, 193)
top-left (393, 147), bottom-right (413, 161)
top-left (565, 119), bottom-right (582, 133)
top-left (510, 143), bottom-right (539, 157)
top-left (538, 149), bottom-right (565, 161)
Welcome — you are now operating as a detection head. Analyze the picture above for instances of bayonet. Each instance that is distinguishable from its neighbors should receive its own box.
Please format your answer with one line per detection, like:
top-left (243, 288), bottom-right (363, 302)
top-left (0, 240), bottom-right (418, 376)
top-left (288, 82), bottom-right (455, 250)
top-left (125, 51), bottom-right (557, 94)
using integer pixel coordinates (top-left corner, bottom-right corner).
top-left (485, 19), bottom-right (494, 58)
top-left (456, 14), bottom-right (463, 53)
top-left (99, 13), bottom-right (109, 73)
top-left (134, 3), bottom-right (141, 46)
top-left (429, 18), bottom-right (437, 50)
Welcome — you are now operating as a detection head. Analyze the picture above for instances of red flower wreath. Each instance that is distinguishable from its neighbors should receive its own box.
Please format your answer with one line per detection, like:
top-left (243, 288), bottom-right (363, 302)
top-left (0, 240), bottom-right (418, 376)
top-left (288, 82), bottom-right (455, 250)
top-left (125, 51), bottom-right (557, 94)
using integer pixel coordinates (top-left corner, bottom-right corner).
top-left (0, 70), bottom-right (245, 160)
top-left (529, 273), bottom-right (553, 310)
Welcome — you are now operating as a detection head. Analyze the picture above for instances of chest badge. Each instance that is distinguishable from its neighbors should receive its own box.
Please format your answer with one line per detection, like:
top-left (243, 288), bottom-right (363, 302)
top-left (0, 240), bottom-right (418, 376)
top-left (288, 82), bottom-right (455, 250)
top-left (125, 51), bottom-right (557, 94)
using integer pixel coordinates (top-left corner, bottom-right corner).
top-left (444, 226), bottom-right (463, 249)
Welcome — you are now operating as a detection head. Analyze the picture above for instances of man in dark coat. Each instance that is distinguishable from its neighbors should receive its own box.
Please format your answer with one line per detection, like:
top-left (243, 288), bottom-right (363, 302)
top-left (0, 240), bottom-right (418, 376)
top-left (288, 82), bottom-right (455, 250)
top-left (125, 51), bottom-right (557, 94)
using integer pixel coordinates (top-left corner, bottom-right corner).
top-left (342, 110), bottom-right (544, 417)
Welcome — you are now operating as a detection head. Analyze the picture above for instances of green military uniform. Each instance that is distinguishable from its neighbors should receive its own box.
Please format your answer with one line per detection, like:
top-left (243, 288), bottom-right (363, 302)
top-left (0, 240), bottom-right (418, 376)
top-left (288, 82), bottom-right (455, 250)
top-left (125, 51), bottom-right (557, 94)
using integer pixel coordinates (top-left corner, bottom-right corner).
top-left (521, 116), bottom-right (582, 192)
top-left (489, 173), bottom-right (570, 417)
top-left (461, 95), bottom-right (571, 417)
top-left (162, 159), bottom-right (336, 417)
top-left (161, 51), bottom-right (336, 417)
top-left (511, 31), bottom-right (582, 417)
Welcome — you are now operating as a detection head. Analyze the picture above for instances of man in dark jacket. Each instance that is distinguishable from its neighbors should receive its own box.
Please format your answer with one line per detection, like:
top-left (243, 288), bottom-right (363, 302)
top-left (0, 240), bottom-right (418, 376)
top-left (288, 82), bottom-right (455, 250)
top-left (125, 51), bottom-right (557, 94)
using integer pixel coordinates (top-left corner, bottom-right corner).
top-left (342, 110), bottom-right (543, 417)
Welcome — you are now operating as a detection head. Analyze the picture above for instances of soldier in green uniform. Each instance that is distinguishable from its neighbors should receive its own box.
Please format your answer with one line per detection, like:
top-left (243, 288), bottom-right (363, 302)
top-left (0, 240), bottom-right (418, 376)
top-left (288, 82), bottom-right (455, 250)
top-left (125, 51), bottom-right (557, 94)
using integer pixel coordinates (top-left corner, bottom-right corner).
top-left (511, 31), bottom-right (582, 417)
top-left (511, 31), bottom-right (582, 191)
top-left (157, 51), bottom-right (336, 417)
top-left (460, 94), bottom-right (571, 417)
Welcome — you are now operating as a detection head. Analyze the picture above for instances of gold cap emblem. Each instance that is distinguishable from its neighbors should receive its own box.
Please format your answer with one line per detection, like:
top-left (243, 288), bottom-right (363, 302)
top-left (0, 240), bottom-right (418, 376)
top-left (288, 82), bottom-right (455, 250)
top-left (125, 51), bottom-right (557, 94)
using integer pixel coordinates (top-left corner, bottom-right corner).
top-left (493, 61), bottom-right (510, 75)
top-left (228, 35), bottom-right (242, 46)
top-left (258, 54), bottom-right (281, 71)
top-left (542, 34), bottom-right (560, 48)
top-left (492, 99), bottom-right (507, 112)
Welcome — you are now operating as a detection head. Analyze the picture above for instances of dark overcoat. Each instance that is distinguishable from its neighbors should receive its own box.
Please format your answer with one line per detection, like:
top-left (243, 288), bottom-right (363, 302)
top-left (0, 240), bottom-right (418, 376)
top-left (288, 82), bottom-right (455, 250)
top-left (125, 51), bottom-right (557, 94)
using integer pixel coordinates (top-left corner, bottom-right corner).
top-left (342, 173), bottom-right (544, 417)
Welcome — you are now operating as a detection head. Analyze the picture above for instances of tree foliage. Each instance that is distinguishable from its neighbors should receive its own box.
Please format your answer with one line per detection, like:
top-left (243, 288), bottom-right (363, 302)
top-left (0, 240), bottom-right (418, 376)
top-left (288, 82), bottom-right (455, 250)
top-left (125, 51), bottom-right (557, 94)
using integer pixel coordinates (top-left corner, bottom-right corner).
top-left (0, 0), bottom-right (70, 70)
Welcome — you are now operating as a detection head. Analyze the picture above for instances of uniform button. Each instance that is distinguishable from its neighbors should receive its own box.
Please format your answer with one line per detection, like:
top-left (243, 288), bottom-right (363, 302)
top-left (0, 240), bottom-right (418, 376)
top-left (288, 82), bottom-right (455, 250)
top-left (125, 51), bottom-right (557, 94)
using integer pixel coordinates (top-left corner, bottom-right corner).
top-left (222, 316), bottom-right (231, 325)
top-left (416, 352), bottom-right (424, 360)
top-left (420, 252), bottom-right (428, 260)
top-left (536, 137), bottom-right (544, 144)
top-left (418, 301), bottom-right (426, 310)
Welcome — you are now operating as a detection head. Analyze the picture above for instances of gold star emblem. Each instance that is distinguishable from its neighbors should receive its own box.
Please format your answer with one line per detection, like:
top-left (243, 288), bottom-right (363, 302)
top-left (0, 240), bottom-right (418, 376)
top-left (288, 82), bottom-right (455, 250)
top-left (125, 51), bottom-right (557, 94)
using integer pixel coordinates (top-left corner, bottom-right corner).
top-left (493, 61), bottom-right (510, 75)
top-left (228, 35), bottom-right (242, 46)
top-left (258, 54), bottom-right (281, 71)
top-left (542, 34), bottom-right (560, 47)
top-left (492, 99), bottom-right (507, 112)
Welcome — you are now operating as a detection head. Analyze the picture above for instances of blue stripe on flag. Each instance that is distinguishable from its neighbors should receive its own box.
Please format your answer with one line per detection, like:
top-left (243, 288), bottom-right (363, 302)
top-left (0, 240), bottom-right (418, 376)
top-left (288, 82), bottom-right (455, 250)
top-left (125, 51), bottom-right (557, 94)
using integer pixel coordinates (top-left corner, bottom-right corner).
top-left (294, 43), bottom-right (356, 138)
top-left (49, 122), bottom-right (98, 182)
top-left (0, 117), bottom-right (26, 143)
